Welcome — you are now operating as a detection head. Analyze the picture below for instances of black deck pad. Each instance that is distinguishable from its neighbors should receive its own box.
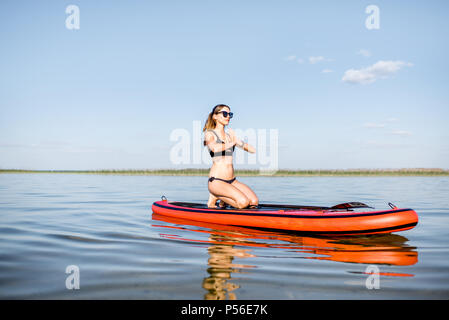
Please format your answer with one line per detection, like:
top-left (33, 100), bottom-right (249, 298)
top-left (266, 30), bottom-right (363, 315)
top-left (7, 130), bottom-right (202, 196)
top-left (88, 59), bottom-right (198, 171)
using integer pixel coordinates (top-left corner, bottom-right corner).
top-left (169, 202), bottom-right (339, 211)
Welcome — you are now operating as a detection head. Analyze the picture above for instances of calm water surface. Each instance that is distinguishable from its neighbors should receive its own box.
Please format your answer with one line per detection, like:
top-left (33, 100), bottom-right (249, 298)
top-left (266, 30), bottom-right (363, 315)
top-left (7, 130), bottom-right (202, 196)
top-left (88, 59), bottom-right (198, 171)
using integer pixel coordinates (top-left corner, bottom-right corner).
top-left (0, 174), bottom-right (448, 299)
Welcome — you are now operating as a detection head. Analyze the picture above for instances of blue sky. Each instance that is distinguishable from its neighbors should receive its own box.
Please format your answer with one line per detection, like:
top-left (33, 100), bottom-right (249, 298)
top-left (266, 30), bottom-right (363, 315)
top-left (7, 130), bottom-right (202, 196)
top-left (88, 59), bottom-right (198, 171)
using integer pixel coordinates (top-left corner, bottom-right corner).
top-left (1, 0), bottom-right (448, 170)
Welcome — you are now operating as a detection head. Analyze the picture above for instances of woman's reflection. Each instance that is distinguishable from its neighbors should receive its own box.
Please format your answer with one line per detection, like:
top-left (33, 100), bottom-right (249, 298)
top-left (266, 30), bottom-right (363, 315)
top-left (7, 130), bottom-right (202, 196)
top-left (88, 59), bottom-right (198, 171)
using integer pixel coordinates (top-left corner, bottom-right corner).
top-left (202, 234), bottom-right (255, 300)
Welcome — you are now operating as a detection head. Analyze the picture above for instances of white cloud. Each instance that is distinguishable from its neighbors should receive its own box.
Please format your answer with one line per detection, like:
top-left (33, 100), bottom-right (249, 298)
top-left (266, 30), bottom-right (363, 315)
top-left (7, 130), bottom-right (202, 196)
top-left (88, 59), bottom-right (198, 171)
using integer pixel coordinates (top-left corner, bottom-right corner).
top-left (309, 56), bottom-right (325, 64)
top-left (357, 49), bottom-right (371, 57)
top-left (285, 55), bottom-right (305, 64)
top-left (362, 121), bottom-right (411, 137)
top-left (321, 69), bottom-right (333, 73)
top-left (342, 60), bottom-right (413, 85)
top-left (285, 55), bottom-right (332, 65)
top-left (391, 130), bottom-right (412, 136)
top-left (363, 123), bottom-right (386, 128)
top-left (360, 140), bottom-right (412, 149)
top-left (309, 56), bottom-right (333, 64)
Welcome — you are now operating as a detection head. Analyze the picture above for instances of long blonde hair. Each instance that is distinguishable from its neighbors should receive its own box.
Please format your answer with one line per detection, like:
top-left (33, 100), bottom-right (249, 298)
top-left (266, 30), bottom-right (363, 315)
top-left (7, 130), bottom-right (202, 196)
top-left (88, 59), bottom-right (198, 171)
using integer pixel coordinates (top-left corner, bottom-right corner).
top-left (202, 104), bottom-right (230, 132)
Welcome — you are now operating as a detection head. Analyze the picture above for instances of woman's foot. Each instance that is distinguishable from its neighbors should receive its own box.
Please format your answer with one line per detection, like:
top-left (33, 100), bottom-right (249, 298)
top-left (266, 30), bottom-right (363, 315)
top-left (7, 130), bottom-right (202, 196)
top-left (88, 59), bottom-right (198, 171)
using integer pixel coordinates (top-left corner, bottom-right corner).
top-left (207, 193), bottom-right (218, 208)
top-left (218, 200), bottom-right (227, 208)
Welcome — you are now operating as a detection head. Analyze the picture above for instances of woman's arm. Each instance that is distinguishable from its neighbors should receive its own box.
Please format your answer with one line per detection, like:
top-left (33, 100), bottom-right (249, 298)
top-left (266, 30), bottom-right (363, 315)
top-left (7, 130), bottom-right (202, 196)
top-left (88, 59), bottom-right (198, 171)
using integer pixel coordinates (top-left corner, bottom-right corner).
top-left (204, 131), bottom-right (236, 153)
top-left (228, 129), bottom-right (256, 154)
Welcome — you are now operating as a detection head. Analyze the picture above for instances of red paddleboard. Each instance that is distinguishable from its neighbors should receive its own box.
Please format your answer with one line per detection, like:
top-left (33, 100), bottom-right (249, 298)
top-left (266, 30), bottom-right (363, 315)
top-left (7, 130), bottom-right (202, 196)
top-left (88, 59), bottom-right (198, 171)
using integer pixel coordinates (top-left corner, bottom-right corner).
top-left (152, 199), bottom-right (418, 236)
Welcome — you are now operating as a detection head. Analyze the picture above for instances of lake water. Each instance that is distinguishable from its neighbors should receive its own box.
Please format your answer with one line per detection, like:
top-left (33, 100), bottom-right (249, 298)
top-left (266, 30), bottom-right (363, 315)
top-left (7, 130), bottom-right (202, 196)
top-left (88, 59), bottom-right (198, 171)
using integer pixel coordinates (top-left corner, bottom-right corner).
top-left (0, 173), bottom-right (448, 299)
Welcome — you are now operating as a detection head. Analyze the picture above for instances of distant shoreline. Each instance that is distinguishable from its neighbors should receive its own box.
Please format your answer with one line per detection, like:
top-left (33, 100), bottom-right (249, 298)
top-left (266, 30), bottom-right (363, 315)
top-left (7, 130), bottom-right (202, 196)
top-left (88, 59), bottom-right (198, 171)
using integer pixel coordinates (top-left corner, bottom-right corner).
top-left (1, 168), bottom-right (448, 176)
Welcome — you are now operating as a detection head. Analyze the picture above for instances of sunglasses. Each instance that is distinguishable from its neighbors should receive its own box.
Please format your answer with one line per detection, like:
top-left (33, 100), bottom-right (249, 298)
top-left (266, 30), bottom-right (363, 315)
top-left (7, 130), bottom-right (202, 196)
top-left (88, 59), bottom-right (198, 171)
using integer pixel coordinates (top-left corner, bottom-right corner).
top-left (216, 111), bottom-right (233, 118)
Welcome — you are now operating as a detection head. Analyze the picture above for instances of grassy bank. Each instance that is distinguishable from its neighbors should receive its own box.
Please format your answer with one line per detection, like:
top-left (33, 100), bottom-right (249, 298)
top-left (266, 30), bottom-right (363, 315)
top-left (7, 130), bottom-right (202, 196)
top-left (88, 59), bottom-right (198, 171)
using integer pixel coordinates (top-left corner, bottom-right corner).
top-left (1, 168), bottom-right (449, 176)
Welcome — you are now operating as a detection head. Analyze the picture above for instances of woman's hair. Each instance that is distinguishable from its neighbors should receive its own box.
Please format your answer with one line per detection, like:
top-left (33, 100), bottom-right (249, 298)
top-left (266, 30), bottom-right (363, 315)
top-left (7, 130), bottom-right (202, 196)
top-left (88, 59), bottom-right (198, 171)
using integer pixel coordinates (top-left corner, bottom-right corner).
top-left (202, 104), bottom-right (230, 132)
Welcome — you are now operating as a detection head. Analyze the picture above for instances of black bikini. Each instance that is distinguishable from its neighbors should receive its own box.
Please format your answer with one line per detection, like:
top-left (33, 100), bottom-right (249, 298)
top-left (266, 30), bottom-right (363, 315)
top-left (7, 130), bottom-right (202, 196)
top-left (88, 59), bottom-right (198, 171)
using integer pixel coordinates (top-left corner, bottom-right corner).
top-left (208, 176), bottom-right (236, 184)
top-left (206, 130), bottom-right (235, 158)
top-left (205, 130), bottom-right (236, 184)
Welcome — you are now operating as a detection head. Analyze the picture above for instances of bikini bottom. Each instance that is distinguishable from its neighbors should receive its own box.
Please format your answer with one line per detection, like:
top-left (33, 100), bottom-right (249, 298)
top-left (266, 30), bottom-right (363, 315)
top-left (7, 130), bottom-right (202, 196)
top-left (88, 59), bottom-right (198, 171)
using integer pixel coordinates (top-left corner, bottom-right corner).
top-left (208, 176), bottom-right (236, 184)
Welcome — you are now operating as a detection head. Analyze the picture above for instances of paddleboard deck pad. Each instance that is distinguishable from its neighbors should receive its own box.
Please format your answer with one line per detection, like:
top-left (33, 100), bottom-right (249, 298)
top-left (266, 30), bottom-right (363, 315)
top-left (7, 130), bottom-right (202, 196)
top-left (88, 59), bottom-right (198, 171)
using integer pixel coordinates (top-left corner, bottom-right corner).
top-left (152, 199), bottom-right (418, 235)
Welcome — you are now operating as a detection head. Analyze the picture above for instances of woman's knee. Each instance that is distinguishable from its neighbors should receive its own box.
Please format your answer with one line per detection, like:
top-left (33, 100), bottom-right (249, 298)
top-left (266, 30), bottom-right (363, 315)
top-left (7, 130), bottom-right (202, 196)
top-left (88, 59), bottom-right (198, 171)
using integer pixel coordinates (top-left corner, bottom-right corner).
top-left (249, 196), bottom-right (259, 206)
top-left (236, 196), bottom-right (250, 209)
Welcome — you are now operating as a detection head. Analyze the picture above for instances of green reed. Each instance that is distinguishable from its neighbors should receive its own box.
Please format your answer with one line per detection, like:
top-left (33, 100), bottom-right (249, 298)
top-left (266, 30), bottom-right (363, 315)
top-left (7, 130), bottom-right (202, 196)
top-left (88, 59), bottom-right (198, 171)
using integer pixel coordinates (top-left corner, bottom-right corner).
top-left (1, 168), bottom-right (448, 176)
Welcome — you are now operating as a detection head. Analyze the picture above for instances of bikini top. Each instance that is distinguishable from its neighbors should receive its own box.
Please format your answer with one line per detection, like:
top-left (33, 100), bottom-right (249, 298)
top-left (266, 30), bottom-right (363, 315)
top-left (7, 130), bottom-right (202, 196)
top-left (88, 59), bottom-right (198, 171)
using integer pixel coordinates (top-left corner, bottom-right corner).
top-left (205, 130), bottom-right (235, 157)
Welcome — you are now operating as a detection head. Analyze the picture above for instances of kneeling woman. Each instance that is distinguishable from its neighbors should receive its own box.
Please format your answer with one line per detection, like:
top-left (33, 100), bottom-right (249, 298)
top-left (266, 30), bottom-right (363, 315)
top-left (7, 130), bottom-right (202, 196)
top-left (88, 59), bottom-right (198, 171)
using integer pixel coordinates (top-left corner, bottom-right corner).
top-left (203, 104), bottom-right (259, 209)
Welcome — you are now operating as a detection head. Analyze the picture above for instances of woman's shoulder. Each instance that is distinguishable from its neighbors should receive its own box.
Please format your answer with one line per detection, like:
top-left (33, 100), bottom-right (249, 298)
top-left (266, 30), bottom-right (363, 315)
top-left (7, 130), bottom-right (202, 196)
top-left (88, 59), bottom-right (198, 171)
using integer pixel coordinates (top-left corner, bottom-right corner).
top-left (204, 130), bottom-right (217, 143)
top-left (204, 129), bottom-right (219, 137)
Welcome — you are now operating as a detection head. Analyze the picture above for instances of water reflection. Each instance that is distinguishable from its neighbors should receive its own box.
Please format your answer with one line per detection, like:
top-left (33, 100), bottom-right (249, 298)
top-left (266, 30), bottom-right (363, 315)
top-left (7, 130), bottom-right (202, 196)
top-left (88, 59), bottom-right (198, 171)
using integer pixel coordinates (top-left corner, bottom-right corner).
top-left (202, 234), bottom-right (256, 300)
top-left (299, 234), bottom-right (418, 266)
top-left (152, 214), bottom-right (418, 299)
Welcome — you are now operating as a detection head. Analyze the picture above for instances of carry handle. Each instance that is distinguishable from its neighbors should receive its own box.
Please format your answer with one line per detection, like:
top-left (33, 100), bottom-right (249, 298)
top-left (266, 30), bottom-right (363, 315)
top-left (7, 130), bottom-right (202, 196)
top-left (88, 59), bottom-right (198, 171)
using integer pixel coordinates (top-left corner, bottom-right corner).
top-left (388, 202), bottom-right (397, 209)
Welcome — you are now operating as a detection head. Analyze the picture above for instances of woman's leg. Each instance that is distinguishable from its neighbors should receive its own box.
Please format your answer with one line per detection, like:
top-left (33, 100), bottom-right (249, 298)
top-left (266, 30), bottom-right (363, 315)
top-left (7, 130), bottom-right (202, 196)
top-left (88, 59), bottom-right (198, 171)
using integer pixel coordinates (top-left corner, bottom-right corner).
top-left (231, 179), bottom-right (259, 206)
top-left (207, 193), bottom-right (227, 208)
top-left (207, 193), bottom-right (218, 208)
top-left (208, 180), bottom-right (250, 209)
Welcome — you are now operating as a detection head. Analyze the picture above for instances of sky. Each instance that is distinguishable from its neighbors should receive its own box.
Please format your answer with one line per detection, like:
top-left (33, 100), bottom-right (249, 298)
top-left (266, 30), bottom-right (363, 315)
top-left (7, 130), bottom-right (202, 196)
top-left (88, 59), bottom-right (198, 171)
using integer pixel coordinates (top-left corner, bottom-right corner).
top-left (0, 0), bottom-right (448, 170)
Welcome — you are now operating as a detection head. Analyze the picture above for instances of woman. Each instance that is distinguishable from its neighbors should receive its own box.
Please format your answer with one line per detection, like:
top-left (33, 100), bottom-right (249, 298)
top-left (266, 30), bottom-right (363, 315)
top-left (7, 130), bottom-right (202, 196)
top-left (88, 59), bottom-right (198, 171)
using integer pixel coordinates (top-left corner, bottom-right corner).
top-left (203, 104), bottom-right (259, 209)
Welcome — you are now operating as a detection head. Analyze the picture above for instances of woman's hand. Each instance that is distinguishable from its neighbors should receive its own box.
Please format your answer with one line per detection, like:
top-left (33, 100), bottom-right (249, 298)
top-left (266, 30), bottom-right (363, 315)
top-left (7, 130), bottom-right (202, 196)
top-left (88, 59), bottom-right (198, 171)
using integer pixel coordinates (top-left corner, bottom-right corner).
top-left (205, 130), bottom-right (236, 153)
top-left (228, 128), bottom-right (256, 153)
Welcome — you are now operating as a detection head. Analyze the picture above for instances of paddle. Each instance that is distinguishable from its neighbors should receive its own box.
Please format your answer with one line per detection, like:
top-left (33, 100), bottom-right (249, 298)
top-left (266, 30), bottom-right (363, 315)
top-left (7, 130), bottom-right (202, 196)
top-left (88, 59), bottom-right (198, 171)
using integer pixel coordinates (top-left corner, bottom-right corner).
top-left (330, 202), bottom-right (374, 210)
